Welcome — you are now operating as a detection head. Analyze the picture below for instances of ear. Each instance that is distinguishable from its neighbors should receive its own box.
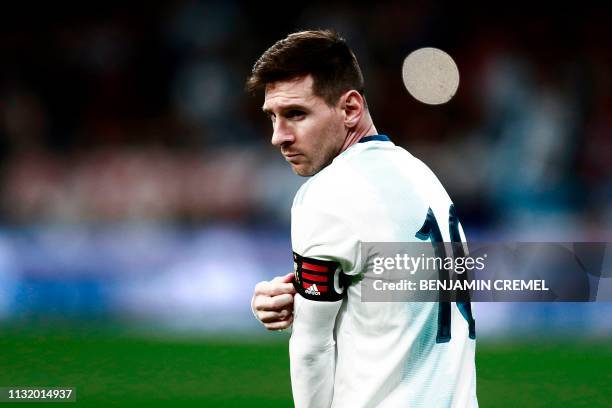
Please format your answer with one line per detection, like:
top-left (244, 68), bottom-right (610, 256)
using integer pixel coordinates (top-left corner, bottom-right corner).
top-left (341, 90), bottom-right (365, 129)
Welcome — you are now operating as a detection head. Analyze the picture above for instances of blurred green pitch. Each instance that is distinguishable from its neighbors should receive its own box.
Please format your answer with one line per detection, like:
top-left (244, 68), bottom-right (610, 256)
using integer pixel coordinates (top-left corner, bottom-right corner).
top-left (0, 324), bottom-right (610, 407)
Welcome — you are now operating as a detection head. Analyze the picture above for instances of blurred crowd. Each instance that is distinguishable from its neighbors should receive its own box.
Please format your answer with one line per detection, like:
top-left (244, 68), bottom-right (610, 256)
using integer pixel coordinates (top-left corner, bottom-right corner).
top-left (1, 1), bottom-right (610, 239)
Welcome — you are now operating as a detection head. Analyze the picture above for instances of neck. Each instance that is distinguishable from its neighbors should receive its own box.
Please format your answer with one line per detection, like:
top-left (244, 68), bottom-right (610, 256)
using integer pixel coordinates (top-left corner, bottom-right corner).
top-left (339, 113), bottom-right (378, 154)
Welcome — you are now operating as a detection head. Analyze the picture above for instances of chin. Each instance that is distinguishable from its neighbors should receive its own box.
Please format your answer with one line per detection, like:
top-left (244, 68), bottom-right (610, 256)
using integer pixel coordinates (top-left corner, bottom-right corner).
top-left (292, 164), bottom-right (317, 177)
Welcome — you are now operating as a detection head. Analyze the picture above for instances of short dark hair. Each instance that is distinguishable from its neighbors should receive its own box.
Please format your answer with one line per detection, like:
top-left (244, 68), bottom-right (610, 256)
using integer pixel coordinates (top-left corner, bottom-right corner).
top-left (246, 29), bottom-right (365, 106)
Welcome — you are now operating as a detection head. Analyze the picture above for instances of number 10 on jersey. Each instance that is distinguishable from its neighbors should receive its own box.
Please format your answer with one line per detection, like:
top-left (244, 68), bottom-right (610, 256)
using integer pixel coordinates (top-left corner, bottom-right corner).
top-left (416, 204), bottom-right (476, 343)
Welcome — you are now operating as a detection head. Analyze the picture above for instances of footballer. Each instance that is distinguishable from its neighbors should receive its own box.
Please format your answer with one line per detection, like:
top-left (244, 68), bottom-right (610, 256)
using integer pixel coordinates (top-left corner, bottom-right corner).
top-left (248, 30), bottom-right (477, 407)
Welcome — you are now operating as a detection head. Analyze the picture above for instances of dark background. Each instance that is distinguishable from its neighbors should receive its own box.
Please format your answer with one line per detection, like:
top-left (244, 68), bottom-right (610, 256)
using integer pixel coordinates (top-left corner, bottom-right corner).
top-left (0, 1), bottom-right (610, 406)
top-left (1, 1), bottom-right (610, 234)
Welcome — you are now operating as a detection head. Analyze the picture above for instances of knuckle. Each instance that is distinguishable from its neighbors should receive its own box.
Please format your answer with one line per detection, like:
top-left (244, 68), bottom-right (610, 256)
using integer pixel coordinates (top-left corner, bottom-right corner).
top-left (269, 297), bottom-right (282, 310)
top-left (254, 281), bottom-right (269, 294)
top-left (259, 297), bottom-right (273, 310)
top-left (252, 296), bottom-right (264, 311)
top-left (259, 298), bottom-right (275, 312)
top-left (272, 294), bottom-right (290, 309)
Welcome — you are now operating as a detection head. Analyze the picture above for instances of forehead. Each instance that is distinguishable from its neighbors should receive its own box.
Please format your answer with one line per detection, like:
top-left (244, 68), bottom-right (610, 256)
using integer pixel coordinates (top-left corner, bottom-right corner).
top-left (262, 76), bottom-right (321, 111)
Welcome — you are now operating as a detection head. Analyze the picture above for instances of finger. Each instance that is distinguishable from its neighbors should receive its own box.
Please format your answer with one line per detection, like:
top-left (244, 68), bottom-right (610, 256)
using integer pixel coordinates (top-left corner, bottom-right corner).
top-left (257, 309), bottom-right (292, 323)
top-left (268, 282), bottom-right (296, 296)
top-left (255, 277), bottom-right (296, 297)
top-left (253, 293), bottom-right (294, 312)
top-left (255, 293), bottom-right (294, 312)
top-left (265, 315), bottom-right (294, 331)
top-left (254, 280), bottom-right (270, 296)
top-left (272, 272), bottom-right (295, 284)
top-left (252, 293), bottom-right (267, 312)
top-left (268, 293), bottom-right (295, 310)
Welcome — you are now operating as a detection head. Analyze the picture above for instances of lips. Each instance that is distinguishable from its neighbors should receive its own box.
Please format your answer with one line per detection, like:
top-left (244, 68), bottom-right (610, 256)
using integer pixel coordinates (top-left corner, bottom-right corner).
top-left (283, 153), bottom-right (303, 162)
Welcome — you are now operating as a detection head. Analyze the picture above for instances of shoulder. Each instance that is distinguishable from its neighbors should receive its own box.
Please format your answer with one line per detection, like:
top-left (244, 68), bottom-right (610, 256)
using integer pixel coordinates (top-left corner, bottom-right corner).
top-left (292, 139), bottom-right (451, 228)
top-left (294, 142), bottom-right (406, 207)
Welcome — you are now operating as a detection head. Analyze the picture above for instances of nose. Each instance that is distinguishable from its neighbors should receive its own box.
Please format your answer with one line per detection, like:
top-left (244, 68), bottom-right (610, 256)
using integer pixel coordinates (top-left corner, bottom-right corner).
top-left (271, 119), bottom-right (295, 147)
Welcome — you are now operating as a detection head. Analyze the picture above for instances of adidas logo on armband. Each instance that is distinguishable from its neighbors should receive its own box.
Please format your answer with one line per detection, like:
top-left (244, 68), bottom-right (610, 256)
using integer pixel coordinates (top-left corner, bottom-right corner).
top-left (304, 284), bottom-right (321, 296)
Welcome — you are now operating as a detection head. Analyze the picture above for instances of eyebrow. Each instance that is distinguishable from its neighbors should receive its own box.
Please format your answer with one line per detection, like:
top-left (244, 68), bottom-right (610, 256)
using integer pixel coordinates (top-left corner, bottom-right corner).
top-left (262, 104), bottom-right (308, 115)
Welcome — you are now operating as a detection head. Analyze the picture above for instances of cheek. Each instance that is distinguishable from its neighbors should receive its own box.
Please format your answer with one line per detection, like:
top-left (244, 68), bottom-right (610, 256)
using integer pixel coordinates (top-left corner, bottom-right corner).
top-left (307, 126), bottom-right (332, 155)
top-left (321, 116), bottom-right (344, 147)
top-left (297, 111), bottom-right (342, 159)
top-left (297, 118), bottom-right (326, 149)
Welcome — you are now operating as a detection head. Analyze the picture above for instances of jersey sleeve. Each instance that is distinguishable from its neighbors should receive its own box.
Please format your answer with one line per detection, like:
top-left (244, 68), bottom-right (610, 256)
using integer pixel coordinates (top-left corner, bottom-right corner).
top-left (291, 204), bottom-right (362, 275)
top-left (288, 204), bottom-right (361, 408)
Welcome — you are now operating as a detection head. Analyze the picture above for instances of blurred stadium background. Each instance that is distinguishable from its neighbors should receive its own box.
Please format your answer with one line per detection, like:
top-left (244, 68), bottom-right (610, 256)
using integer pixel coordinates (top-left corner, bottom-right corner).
top-left (0, 1), bottom-right (610, 406)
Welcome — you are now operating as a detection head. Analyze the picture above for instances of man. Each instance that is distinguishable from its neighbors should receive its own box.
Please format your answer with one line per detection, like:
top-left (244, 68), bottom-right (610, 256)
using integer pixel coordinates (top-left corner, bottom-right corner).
top-left (248, 30), bottom-right (477, 407)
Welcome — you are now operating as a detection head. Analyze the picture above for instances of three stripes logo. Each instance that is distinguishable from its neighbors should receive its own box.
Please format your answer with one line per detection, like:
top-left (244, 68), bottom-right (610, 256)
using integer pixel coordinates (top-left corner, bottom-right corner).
top-left (305, 284), bottom-right (321, 296)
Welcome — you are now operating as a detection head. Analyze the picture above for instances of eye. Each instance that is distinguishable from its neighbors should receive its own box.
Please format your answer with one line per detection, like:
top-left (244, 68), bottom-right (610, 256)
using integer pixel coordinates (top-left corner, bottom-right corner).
top-left (285, 110), bottom-right (305, 120)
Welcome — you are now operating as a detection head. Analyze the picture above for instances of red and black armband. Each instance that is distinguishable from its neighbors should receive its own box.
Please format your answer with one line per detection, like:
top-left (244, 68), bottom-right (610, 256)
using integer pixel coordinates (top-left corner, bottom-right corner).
top-left (292, 252), bottom-right (345, 302)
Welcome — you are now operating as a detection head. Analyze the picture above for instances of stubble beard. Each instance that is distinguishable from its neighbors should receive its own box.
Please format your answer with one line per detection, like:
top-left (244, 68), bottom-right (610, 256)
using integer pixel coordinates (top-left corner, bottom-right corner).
top-left (293, 141), bottom-right (339, 177)
top-left (292, 116), bottom-right (344, 177)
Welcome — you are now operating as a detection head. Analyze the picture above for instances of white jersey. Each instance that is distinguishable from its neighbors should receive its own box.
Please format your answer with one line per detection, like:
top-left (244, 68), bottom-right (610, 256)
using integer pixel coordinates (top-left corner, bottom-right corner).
top-left (289, 135), bottom-right (477, 408)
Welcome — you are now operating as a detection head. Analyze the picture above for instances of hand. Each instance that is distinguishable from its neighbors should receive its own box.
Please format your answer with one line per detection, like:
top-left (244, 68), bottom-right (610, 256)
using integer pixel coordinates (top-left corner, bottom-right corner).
top-left (252, 272), bottom-right (297, 330)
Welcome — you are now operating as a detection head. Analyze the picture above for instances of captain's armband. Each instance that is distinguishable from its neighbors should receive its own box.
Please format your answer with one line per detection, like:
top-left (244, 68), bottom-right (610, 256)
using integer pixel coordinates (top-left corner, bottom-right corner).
top-left (292, 252), bottom-right (345, 302)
